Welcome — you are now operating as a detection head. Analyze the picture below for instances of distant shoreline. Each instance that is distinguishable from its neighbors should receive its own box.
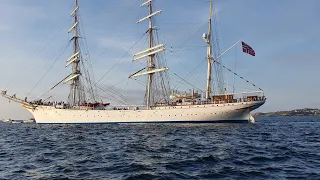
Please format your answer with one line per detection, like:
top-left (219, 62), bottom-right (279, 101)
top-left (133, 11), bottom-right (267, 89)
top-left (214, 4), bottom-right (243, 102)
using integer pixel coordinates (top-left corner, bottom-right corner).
top-left (253, 108), bottom-right (320, 117)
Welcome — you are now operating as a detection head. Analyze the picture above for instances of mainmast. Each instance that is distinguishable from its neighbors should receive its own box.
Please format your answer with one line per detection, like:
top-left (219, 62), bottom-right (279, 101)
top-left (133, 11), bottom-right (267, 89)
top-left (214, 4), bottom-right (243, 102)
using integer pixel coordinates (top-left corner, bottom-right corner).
top-left (66, 0), bottom-right (81, 106)
top-left (203, 0), bottom-right (213, 100)
top-left (146, 1), bottom-right (154, 109)
top-left (130, 0), bottom-right (167, 109)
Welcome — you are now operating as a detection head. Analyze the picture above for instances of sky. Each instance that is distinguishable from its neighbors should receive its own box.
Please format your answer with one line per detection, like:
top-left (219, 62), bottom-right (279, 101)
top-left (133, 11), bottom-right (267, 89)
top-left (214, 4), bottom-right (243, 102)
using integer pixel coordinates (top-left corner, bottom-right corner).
top-left (0, 0), bottom-right (319, 119)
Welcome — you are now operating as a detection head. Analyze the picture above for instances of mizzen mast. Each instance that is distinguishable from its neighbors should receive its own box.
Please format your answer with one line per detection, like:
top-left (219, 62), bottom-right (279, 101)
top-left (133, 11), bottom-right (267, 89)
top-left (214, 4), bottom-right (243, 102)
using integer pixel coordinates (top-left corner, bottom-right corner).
top-left (203, 0), bottom-right (214, 100)
top-left (131, 0), bottom-right (167, 109)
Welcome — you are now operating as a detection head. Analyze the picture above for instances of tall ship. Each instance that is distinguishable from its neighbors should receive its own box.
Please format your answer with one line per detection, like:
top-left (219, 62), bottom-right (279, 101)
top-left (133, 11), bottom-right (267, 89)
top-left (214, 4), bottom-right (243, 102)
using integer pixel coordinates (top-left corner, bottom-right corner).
top-left (1, 0), bottom-right (265, 124)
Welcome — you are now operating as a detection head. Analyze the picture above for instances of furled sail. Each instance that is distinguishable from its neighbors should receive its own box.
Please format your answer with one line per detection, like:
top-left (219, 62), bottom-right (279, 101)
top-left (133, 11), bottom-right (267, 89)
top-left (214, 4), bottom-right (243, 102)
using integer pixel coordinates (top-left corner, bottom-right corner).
top-left (137, 10), bottom-right (162, 24)
top-left (68, 22), bottom-right (79, 33)
top-left (129, 68), bottom-right (168, 78)
top-left (63, 74), bottom-right (80, 84)
top-left (70, 6), bottom-right (79, 16)
top-left (133, 47), bottom-right (165, 61)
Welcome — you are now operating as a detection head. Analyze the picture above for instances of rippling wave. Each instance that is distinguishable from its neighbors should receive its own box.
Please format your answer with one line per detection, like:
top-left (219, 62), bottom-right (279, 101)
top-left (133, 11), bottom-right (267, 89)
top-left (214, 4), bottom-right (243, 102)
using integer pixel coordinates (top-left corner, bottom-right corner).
top-left (0, 116), bottom-right (319, 179)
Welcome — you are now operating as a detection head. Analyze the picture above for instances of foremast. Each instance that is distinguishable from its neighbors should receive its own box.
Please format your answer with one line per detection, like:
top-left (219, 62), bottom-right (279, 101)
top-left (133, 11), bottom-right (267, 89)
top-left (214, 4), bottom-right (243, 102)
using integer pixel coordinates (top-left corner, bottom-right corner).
top-left (66, 0), bottom-right (81, 107)
top-left (1, 0), bottom-right (95, 108)
top-left (203, 0), bottom-right (214, 100)
top-left (130, 0), bottom-right (167, 109)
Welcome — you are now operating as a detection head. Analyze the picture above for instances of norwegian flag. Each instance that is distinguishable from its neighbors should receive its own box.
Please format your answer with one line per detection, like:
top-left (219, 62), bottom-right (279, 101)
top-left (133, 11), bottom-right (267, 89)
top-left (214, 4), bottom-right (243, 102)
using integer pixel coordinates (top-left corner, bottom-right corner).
top-left (242, 41), bottom-right (255, 56)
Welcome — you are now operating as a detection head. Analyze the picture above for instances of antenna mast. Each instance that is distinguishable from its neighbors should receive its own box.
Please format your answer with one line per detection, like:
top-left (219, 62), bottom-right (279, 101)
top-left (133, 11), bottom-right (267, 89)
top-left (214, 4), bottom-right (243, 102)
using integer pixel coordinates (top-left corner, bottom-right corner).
top-left (203, 0), bottom-right (213, 100)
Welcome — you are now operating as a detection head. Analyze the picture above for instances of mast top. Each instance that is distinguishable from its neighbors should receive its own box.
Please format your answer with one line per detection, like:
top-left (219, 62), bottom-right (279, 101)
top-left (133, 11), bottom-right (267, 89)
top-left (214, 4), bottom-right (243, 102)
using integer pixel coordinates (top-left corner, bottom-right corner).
top-left (210, 0), bottom-right (213, 20)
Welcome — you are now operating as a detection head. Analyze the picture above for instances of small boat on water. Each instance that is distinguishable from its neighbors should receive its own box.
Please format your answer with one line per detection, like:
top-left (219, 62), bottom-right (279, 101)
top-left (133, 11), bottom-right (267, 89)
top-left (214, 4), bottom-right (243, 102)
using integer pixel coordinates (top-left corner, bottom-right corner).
top-left (11, 120), bottom-right (23, 124)
top-left (2, 119), bottom-right (12, 123)
top-left (1, 118), bottom-right (35, 123)
top-left (23, 118), bottom-right (36, 123)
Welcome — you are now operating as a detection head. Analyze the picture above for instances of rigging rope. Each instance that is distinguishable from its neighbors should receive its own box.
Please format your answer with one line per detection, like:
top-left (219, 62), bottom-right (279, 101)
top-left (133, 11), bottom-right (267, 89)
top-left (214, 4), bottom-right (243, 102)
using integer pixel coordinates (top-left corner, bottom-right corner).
top-left (5, 2), bottom-right (74, 91)
top-left (87, 0), bottom-right (140, 53)
top-left (166, 46), bottom-right (207, 89)
top-left (232, 44), bottom-right (238, 94)
top-left (78, 13), bottom-right (99, 102)
top-left (91, 11), bottom-right (144, 66)
top-left (95, 84), bottom-right (131, 105)
top-left (211, 0), bottom-right (225, 95)
top-left (95, 32), bottom-right (147, 85)
top-left (169, 70), bottom-right (204, 93)
top-left (27, 41), bottom-right (71, 97)
top-left (173, 58), bottom-right (207, 90)
top-left (213, 60), bottom-right (263, 91)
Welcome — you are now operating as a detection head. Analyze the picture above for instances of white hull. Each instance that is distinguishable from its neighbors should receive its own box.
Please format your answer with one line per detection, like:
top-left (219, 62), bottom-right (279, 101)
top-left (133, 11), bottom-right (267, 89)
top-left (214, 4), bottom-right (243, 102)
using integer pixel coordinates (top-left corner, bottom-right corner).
top-left (26, 100), bottom-right (265, 124)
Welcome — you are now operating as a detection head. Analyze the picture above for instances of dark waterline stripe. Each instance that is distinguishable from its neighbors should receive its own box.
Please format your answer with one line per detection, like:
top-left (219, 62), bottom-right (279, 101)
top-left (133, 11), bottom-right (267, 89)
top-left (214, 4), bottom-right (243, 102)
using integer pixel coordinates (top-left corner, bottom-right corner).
top-left (36, 120), bottom-right (249, 124)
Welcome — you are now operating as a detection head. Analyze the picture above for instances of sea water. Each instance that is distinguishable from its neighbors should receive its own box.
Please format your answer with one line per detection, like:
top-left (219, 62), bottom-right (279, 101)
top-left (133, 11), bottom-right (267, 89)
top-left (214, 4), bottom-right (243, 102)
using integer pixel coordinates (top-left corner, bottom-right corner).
top-left (0, 116), bottom-right (319, 179)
